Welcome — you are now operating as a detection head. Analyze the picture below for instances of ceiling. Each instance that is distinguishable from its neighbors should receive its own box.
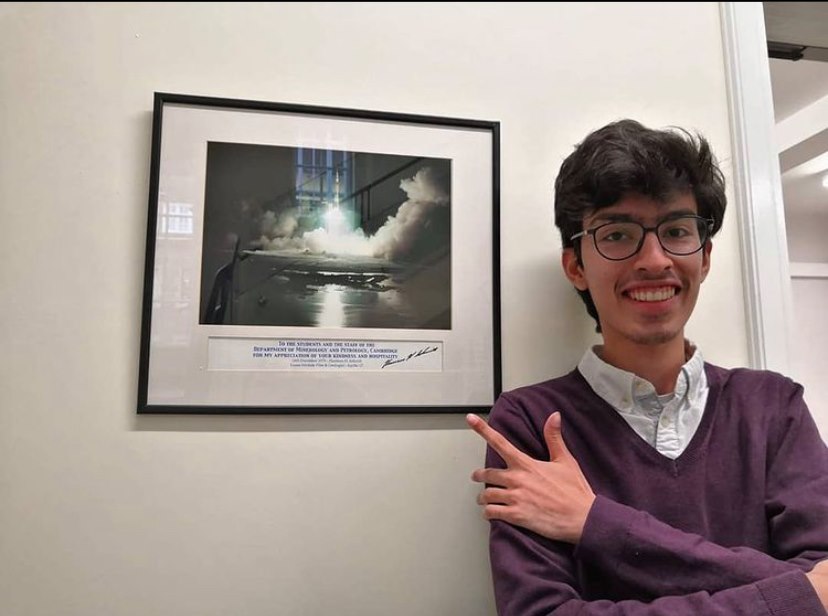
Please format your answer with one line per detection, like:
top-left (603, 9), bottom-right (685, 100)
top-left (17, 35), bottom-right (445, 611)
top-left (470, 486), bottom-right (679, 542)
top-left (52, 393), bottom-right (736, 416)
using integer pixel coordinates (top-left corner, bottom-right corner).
top-left (764, 3), bottom-right (828, 220)
top-left (764, 2), bottom-right (828, 61)
top-left (769, 58), bottom-right (828, 122)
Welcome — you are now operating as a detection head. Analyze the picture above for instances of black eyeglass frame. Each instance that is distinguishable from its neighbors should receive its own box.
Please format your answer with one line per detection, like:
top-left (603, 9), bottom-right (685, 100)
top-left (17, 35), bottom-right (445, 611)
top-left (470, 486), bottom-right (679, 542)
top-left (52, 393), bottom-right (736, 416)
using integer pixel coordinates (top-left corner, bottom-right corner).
top-left (570, 215), bottom-right (715, 261)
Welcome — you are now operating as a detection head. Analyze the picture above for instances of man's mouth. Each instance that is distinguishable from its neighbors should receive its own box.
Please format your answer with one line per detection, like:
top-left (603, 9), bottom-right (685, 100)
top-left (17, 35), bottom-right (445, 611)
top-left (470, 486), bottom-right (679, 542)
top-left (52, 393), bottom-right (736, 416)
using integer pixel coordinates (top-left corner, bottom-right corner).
top-left (626, 286), bottom-right (678, 302)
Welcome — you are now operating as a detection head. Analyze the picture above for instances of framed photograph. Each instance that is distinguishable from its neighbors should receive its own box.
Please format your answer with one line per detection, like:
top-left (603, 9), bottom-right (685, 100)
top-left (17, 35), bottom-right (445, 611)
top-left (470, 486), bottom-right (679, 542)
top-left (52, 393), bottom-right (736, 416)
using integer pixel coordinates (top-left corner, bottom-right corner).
top-left (138, 93), bottom-right (500, 413)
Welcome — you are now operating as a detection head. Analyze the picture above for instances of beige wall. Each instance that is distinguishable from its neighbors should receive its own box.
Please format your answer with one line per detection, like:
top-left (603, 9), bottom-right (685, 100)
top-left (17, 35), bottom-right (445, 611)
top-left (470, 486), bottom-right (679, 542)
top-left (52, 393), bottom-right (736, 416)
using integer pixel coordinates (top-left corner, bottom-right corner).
top-left (787, 209), bottom-right (828, 262)
top-left (0, 3), bottom-right (747, 615)
top-left (785, 192), bottom-right (828, 436)
top-left (790, 277), bottom-right (828, 436)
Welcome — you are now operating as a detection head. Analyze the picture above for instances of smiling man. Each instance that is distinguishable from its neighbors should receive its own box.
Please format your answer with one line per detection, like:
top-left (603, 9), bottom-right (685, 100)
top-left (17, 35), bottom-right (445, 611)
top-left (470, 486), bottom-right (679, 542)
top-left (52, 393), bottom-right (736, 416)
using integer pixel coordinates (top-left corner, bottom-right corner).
top-left (468, 120), bottom-right (828, 615)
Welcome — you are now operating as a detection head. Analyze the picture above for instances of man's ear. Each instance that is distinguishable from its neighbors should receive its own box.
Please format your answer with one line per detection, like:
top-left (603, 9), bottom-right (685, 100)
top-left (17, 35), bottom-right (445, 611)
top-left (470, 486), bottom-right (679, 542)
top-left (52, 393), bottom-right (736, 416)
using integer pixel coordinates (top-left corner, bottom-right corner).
top-left (562, 248), bottom-right (588, 291)
top-left (701, 241), bottom-right (712, 282)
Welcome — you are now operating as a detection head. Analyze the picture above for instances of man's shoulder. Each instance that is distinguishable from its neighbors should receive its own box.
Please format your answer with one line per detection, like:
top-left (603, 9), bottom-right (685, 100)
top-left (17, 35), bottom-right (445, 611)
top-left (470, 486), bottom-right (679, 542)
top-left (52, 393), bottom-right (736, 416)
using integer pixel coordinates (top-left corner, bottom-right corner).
top-left (705, 363), bottom-right (807, 427)
top-left (705, 362), bottom-right (800, 393)
top-left (486, 371), bottom-right (587, 457)
top-left (490, 369), bottom-right (593, 425)
top-left (499, 369), bottom-right (586, 403)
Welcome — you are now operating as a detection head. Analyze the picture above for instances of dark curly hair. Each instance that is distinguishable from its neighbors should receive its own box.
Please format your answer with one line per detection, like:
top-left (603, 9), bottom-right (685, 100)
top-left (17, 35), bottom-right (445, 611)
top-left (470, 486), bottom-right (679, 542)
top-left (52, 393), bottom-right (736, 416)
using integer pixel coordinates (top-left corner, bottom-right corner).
top-left (554, 119), bottom-right (727, 332)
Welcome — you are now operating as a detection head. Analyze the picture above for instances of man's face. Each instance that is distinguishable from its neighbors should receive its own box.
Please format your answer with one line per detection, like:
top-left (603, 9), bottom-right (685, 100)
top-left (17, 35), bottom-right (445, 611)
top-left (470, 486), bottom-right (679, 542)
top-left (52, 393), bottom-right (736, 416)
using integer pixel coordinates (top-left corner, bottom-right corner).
top-left (562, 192), bottom-right (711, 349)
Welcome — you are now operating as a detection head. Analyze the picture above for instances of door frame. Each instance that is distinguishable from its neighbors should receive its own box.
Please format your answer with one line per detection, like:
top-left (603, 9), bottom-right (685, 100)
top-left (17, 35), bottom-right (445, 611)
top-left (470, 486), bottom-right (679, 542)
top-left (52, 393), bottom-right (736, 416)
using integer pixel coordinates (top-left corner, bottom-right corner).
top-left (720, 2), bottom-right (793, 372)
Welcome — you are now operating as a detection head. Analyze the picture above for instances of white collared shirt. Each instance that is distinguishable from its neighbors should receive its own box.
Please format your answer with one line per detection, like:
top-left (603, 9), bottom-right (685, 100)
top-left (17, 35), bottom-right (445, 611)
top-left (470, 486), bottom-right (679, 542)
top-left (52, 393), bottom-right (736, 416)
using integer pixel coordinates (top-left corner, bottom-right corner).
top-left (577, 343), bottom-right (709, 459)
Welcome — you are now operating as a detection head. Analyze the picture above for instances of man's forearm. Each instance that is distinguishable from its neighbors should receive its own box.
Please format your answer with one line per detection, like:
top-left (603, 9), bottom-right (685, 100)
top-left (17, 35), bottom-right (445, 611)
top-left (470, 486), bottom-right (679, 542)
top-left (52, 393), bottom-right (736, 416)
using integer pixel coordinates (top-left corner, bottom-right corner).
top-left (547, 573), bottom-right (822, 616)
top-left (574, 496), bottom-right (823, 597)
top-left (491, 521), bottom-right (826, 616)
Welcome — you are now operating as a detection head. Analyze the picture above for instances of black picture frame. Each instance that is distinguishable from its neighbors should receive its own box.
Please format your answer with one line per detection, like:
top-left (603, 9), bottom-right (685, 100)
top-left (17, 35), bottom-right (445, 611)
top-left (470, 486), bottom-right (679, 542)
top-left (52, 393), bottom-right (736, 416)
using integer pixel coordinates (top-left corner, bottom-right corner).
top-left (138, 92), bottom-right (500, 414)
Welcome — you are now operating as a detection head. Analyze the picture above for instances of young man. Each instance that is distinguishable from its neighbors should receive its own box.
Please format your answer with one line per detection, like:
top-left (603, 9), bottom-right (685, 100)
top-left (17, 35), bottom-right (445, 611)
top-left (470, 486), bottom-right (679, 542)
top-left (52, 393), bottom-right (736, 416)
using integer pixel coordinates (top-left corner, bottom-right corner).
top-left (467, 119), bottom-right (828, 614)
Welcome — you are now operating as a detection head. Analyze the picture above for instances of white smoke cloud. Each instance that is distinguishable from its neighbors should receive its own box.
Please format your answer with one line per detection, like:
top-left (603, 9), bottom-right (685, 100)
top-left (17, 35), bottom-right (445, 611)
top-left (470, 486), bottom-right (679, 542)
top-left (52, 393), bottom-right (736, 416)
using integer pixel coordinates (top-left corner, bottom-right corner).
top-left (251, 166), bottom-right (447, 260)
top-left (369, 167), bottom-right (449, 261)
top-left (303, 226), bottom-right (372, 256)
top-left (259, 209), bottom-right (299, 239)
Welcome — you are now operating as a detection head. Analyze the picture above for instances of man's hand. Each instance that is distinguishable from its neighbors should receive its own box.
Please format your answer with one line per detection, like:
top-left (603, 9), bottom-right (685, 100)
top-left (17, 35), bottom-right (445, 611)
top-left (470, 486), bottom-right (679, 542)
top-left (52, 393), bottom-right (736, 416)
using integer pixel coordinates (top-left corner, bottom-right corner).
top-left (467, 412), bottom-right (596, 544)
top-left (806, 559), bottom-right (828, 609)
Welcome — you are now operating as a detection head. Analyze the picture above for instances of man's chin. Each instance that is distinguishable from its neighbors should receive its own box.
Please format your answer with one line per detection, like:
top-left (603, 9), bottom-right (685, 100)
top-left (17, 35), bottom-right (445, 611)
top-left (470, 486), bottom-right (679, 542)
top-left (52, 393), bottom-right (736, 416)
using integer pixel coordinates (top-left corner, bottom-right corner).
top-left (627, 327), bottom-right (682, 346)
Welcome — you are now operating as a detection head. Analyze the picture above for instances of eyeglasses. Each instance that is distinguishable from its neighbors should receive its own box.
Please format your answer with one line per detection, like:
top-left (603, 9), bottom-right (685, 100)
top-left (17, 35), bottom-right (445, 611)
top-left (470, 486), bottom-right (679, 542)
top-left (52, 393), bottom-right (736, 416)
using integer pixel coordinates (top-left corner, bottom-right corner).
top-left (570, 215), bottom-right (714, 261)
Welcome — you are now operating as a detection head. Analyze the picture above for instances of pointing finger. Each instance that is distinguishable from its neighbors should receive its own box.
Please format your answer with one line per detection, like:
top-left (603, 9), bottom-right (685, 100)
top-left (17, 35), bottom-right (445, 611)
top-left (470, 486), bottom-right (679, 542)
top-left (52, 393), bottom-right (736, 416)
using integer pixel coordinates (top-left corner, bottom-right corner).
top-left (466, 413), bottom-right (527, 466)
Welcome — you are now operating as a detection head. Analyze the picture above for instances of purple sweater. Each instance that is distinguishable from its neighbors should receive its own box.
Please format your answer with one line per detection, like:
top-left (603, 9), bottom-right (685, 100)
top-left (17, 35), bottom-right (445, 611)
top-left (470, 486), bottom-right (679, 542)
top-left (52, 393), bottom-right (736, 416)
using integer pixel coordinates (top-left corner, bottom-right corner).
top-left (487, 364), bottom-right (828, 615)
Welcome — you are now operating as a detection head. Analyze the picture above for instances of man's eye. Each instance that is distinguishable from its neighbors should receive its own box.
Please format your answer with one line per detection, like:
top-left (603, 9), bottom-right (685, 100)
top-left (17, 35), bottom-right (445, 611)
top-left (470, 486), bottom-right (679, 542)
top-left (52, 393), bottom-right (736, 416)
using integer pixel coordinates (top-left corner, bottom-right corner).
top-left (599, 229), bottom-right (633, 242)
top-left (663, 226), bottom-right (691, 238)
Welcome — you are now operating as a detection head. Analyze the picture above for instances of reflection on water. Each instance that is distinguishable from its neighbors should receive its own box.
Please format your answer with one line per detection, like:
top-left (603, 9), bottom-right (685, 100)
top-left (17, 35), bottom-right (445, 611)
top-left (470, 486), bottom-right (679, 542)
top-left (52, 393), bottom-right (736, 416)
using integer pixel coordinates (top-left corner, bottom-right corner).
top-left (209, 250), bottom-right (451, 330)
top-left (317, 285), bottom-right (346, 327)
top-left (307, 283), bottom-right (416, 328)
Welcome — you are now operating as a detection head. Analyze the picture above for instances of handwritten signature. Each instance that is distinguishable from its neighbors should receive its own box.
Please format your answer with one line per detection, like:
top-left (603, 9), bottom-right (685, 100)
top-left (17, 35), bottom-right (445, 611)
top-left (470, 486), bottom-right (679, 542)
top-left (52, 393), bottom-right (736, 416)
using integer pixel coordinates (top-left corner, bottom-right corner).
top-left (382, 346), bottom-right (439, 369)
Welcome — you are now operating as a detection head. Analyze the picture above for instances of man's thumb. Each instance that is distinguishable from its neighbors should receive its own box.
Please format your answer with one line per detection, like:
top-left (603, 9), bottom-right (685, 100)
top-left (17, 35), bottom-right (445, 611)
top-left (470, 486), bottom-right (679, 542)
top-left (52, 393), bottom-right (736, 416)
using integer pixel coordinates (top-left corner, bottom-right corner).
top-left (544, 412), bottom-right (568, 460)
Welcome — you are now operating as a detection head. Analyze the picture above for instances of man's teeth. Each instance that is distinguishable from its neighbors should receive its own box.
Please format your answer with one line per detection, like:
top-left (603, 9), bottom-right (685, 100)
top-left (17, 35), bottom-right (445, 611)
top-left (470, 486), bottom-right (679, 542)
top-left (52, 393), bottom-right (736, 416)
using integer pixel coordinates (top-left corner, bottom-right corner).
top-left (628, 287), bottom-right (676, 302)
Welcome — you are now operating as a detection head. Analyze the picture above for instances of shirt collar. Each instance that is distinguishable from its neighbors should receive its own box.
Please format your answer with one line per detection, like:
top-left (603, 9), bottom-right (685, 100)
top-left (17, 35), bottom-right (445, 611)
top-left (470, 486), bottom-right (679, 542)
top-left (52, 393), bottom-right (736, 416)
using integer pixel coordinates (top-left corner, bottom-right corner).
top-left (577, 341), bottom-right (706, 413)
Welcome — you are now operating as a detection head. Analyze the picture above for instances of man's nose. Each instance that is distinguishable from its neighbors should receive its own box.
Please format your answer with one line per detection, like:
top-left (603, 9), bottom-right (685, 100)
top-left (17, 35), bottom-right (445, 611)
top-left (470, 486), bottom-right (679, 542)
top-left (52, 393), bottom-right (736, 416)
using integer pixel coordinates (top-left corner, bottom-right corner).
top-left (633, 230), bottom-right (673, 271)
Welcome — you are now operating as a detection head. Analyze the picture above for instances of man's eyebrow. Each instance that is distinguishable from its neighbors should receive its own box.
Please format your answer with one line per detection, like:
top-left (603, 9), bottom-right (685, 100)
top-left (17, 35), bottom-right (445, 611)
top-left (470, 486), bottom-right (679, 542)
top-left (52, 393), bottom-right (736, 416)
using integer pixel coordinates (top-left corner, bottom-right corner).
top-left (589, 213), bottom-right (636, 224)
top-left (588, 209), bottom-right (698, 225)
top-left (659, 209), bottom-right (699, 220)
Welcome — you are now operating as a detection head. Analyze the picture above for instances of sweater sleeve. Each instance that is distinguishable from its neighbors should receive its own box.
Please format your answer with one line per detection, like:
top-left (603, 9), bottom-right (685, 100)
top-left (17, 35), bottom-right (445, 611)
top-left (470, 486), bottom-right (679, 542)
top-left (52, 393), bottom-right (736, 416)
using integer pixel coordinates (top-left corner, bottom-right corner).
top-left (491, 518), bottom-right (823, 615)
top-left (486, 388), bottom-right (828, 615)
top-left (575, 496), bottom-right (806, 595)
top-left (764, 379), bottom-right (828, 566)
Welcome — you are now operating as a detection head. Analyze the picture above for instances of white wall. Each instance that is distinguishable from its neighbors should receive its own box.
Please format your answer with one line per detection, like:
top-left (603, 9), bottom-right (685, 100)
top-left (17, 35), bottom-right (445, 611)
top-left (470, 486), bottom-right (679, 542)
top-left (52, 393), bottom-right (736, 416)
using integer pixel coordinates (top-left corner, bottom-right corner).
top-left (0, 3), bottom-right (746, 615)
top-left (790, 277), bottom-right (828, 436)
